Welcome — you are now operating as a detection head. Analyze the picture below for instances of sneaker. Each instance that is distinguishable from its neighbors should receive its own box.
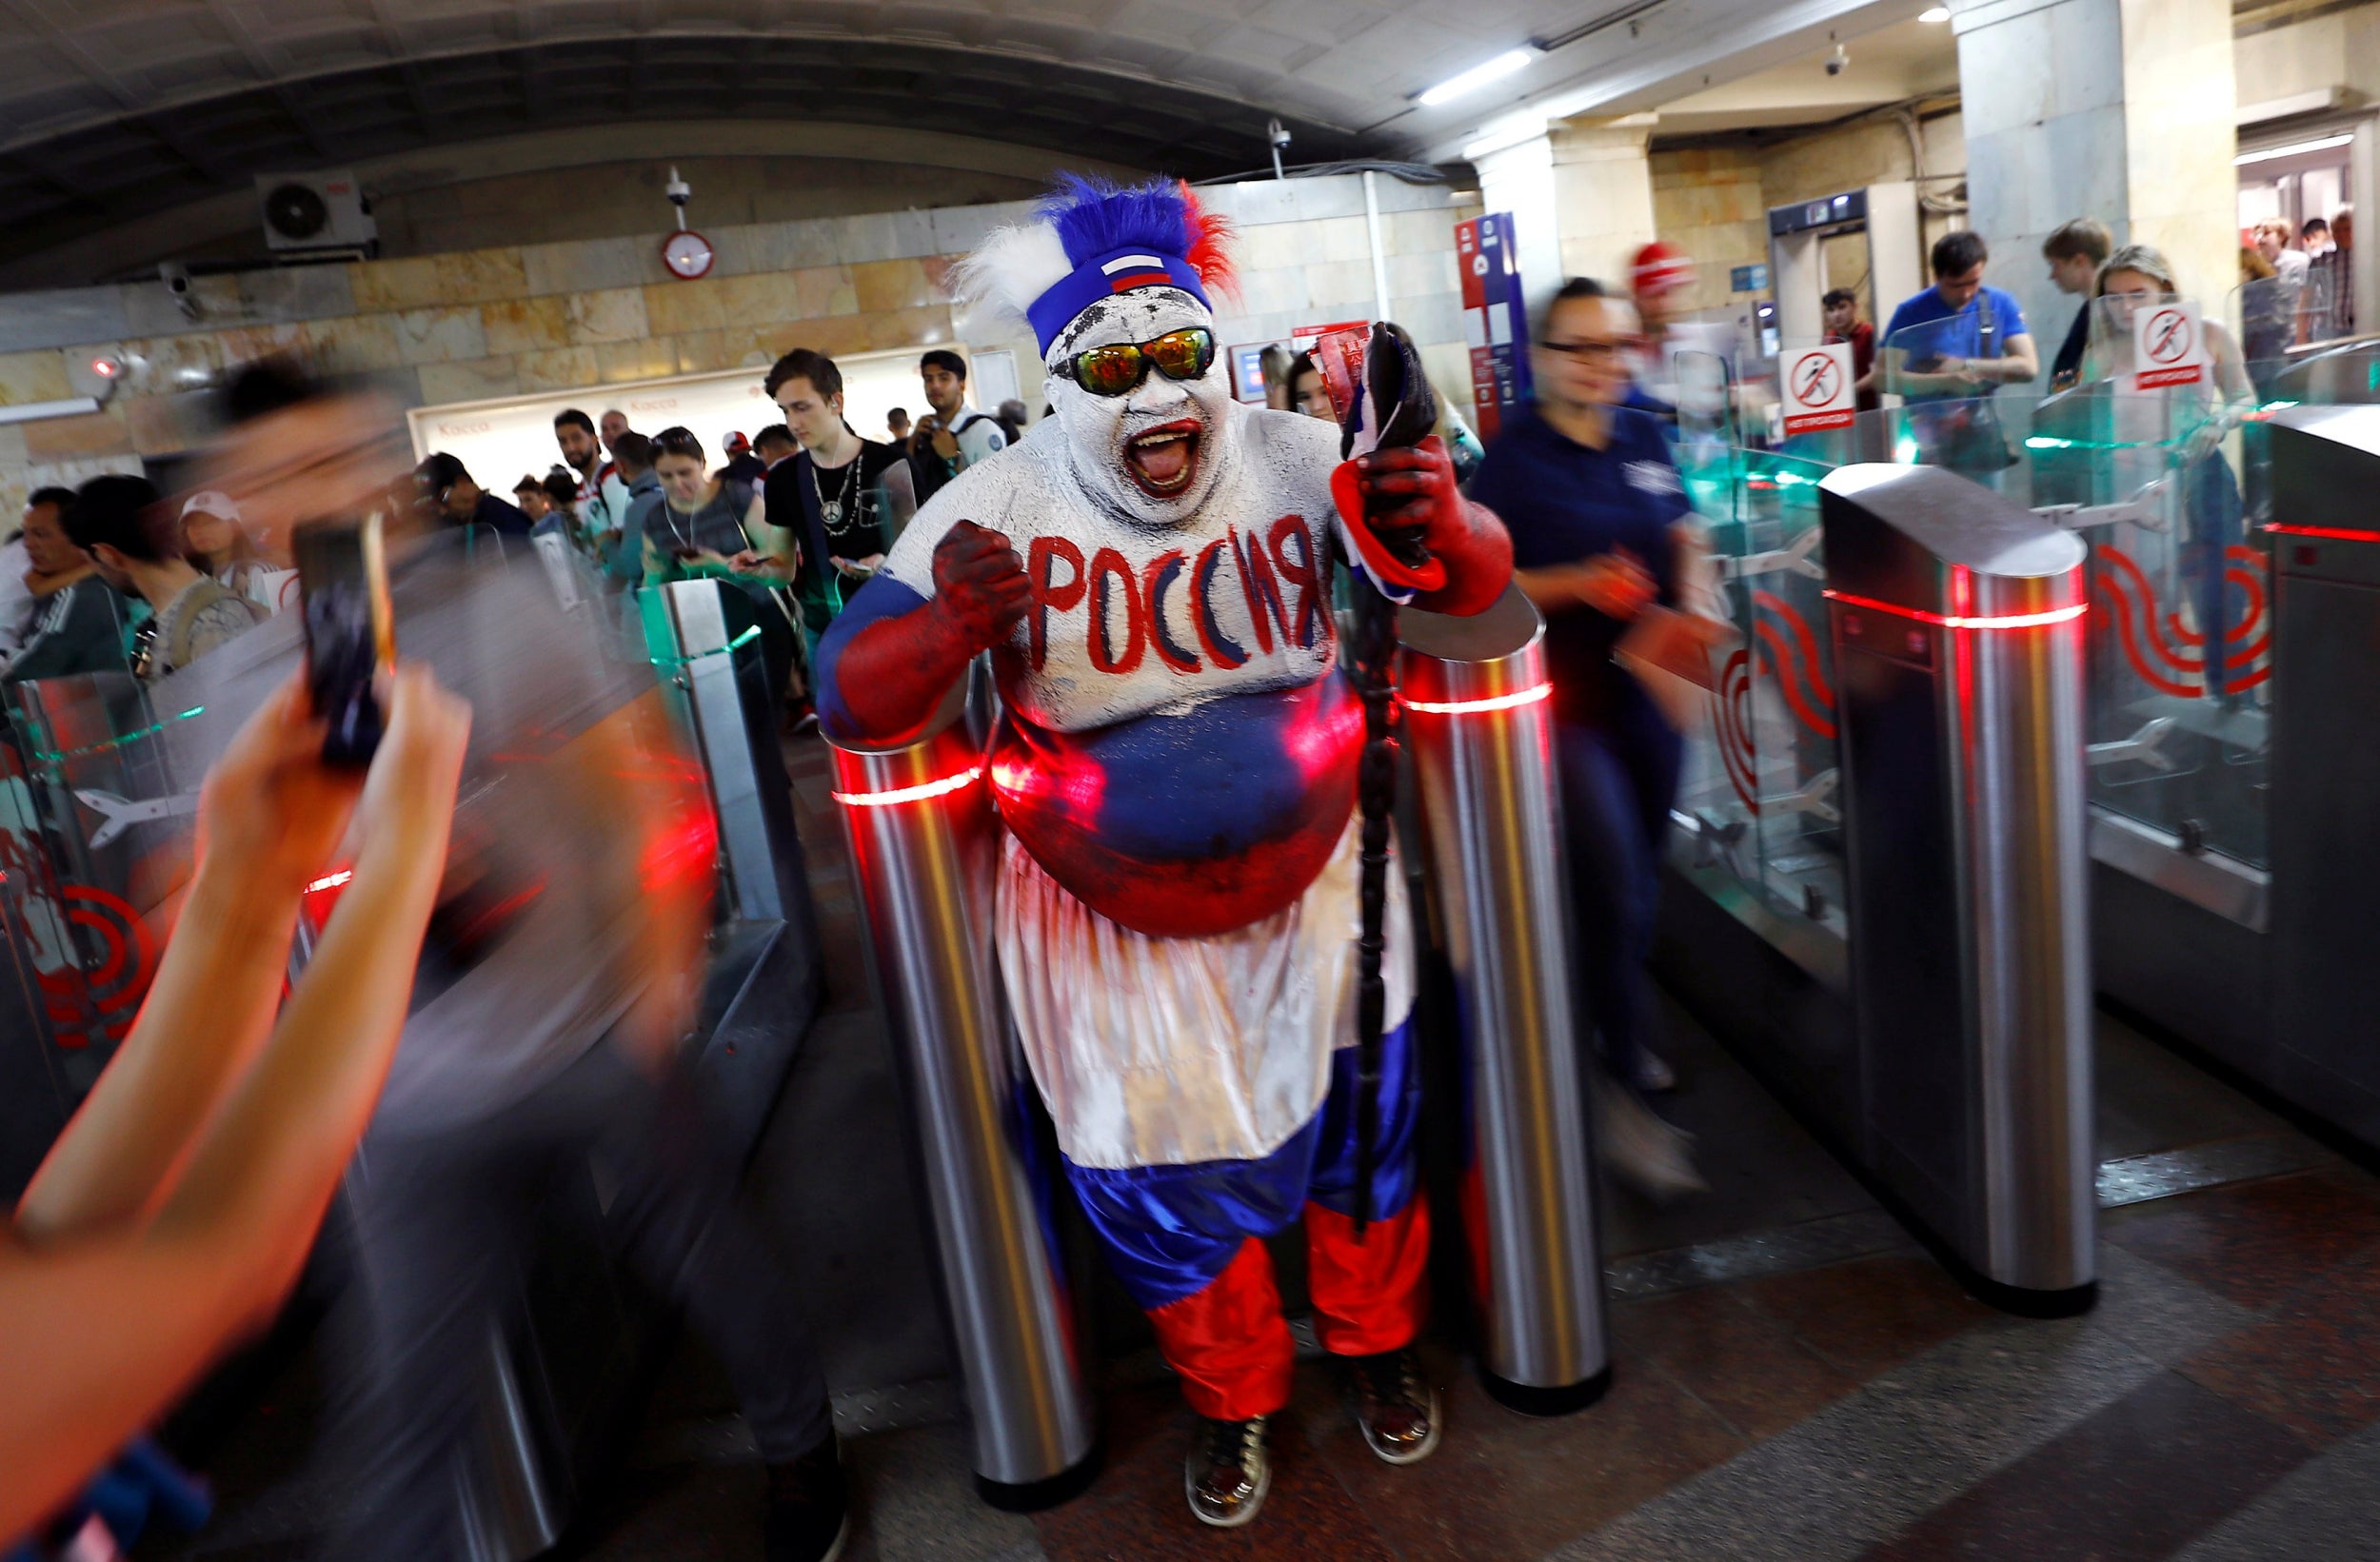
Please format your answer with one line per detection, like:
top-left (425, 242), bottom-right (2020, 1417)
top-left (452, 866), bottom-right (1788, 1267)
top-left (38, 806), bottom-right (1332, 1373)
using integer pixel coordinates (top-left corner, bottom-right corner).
top-left (1632, 1050), bottom-right (1678, 1094)
top-left (1185, 1414), bottom-right (1271, 1529)
top-left (1345, 1346), bottom-right (1441, 1466)
top-left (1597, 1087), bottom-right (1708, 1201)
top-left (764, 1436), bottom-right (849, 1562)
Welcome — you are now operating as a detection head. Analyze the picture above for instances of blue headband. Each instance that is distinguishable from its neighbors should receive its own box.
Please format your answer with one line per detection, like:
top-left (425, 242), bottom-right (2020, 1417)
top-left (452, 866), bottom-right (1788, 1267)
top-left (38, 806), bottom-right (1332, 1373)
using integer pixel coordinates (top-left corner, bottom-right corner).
top-left (1027, 245), bottom-right (1213, 356)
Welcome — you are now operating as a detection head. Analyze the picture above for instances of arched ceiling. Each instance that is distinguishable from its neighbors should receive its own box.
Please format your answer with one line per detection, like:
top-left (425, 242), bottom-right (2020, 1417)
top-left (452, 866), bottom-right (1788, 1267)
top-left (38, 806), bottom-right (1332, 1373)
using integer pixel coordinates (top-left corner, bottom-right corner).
top-left (0, 0), bottom-right (1910, 274)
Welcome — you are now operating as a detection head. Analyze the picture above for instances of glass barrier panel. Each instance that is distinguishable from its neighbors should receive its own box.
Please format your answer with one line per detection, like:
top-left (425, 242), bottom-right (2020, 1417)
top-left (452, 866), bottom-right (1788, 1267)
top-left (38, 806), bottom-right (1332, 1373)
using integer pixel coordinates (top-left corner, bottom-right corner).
top-left (1672, 348), bottom-right (1741, 528)
top-left (3, 673), bottom-right (201, 1090)
top-left (1672, 444), bottom-right (1844, 933)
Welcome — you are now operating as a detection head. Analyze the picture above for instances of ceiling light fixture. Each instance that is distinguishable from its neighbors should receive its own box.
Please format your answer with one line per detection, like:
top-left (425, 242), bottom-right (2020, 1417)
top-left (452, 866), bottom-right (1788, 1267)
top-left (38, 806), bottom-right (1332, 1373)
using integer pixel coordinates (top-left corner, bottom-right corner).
top-left (1418, 49), bottom-right (1536, 107)
top-left (2235, 132), bottom-right (2354, 166)
top-left (1918, 6), bottom-right (1950, 21)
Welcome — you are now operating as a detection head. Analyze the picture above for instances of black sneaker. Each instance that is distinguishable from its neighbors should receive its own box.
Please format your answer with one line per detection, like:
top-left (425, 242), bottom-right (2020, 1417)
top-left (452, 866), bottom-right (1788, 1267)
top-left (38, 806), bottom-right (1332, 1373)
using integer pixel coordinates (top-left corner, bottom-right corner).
top-left (1346, 1346), bottom-right (1441, 1465)
top-left (1184, 1414), bottom-right (1271, 1528)
top-left (764, 1436), bottom-right (849, 1562)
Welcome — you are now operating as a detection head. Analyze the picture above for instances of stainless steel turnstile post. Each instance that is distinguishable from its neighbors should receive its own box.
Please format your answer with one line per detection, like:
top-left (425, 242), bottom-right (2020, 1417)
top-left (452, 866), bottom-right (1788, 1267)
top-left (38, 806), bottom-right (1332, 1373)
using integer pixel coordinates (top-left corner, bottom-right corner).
top-left (1399, 587), bottom-right (1610, 1413)
top-left (647, 581), bottom-right (815, 926)
top-left (1821, 464), bottom-right (2096, 1314)
top-left (826, 689), bottom-right (1099, 1508)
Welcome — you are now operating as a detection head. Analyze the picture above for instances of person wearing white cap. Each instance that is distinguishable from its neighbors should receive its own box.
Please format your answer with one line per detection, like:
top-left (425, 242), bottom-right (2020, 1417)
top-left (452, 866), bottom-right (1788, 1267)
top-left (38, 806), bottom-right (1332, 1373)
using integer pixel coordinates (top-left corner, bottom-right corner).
top-left (179, 490), bottom-right (297, 617)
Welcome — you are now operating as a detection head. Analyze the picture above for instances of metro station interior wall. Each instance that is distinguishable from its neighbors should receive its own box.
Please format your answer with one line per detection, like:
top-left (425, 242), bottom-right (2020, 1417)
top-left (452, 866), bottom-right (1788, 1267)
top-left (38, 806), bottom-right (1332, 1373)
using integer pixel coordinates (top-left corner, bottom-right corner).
top-left (1959, 0), bottom-right (2236, 358)
top-left (368, 155), bottom-right (1050, 259)
top-left (2235, 5), bottom-right (2380, 116)
top-left (0, 173), bottom-right (1470, 519)
top-left (1650, 110), bottom-right (1966, 320)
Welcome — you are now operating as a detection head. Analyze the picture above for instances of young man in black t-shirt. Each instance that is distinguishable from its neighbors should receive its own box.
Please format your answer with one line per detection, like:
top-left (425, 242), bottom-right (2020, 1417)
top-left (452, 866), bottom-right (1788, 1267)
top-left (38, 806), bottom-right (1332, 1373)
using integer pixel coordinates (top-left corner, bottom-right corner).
top-left (761, 348), bottom-right (917, 653)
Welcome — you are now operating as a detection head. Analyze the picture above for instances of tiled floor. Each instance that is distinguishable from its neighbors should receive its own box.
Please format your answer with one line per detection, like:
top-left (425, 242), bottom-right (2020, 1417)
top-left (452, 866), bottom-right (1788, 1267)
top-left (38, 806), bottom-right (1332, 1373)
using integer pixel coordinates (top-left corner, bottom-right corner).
top-left (139, 729), bottom-right (2380, 1560)
top-left (537, 1162), bottom-right (2380, 1562)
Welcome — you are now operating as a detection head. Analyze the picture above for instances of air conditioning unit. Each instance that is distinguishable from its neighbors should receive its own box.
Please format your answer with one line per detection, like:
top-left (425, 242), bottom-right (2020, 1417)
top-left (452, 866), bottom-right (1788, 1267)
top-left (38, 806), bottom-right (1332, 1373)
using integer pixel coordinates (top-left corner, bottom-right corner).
top-left (256, 171), bottom-right (377, 253)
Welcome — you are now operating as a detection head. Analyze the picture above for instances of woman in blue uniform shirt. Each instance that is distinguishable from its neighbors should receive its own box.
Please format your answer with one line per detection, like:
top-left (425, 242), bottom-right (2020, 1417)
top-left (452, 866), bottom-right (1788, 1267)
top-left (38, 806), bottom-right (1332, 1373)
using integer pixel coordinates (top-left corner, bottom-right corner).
top-left (1468, 276), bottom-right (1710, 1197)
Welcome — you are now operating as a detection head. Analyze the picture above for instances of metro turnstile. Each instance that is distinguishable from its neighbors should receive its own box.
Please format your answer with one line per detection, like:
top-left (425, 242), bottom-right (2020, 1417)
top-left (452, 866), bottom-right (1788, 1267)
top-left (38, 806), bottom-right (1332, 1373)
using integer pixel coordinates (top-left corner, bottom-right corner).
top-left (1660, 463), bottom-right (2097, 1315)
top-left (2092, 405), bottom-right (2380, 1148)
top-left (1401, 587), bottom-right (1610, 1414)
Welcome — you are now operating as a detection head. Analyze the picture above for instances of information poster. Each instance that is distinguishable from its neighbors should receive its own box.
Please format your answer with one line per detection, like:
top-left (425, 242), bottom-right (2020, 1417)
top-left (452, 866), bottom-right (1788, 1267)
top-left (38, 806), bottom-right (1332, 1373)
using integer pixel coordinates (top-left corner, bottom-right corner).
top-left (1458, 213), bottom-right (1531, 439)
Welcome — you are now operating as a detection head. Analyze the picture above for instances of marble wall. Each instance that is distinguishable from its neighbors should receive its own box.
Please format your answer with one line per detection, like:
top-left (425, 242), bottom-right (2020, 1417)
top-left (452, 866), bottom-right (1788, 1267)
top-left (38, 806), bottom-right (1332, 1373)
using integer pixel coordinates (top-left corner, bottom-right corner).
top-left (1955, 0), bottom-right (2236, 348)
top-left (0, 173), bottom-right (1470, 518)
top-left (1650, 112), bottom-right (1968, 321)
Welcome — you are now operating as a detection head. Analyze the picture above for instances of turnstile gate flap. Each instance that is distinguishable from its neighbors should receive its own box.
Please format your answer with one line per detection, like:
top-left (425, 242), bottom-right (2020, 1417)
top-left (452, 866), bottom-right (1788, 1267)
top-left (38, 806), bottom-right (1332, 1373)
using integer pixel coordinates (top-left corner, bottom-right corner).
top-left (1819, 464), bottom-right (2085, 615)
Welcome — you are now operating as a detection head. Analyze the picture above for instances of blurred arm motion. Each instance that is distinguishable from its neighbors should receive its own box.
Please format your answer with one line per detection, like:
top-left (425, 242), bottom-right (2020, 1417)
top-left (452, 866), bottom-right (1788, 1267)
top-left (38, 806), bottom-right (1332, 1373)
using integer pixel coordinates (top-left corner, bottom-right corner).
top-left (1, 666), bottom-right (470, 1546)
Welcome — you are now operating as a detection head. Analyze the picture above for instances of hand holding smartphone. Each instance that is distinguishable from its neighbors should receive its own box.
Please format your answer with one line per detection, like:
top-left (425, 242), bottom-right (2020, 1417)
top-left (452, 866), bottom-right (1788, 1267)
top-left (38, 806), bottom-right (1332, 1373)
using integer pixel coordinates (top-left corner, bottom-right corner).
top-left (293, 513), bottom-right (395, 768)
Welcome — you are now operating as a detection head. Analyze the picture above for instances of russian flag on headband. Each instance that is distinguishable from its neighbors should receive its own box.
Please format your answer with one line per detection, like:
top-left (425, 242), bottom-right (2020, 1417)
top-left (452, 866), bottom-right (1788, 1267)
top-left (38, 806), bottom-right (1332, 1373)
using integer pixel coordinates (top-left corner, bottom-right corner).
top-left (1028, 245), bottom-right (1215, 355)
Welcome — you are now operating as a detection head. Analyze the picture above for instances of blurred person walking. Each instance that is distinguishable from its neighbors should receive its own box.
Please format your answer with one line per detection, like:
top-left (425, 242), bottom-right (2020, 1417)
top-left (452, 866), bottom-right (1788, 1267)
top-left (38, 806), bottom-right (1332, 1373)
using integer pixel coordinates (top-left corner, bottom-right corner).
top-left (2, 666), bottom-right (469, 1556)
top-left (605, 429), bottom-right (661, 592)
top-left (68, 475), bottom-right (260, 682)
top-left (512, 473), bottom-right (557, 524)
top-left (192, 365), bottom-right (850, 1562)
top-left (883, 405), bottom-right (911, 445)
top-left (0, 488), bottom-right (74, 658)
top-left (644, 425), bottom-right (802, 702)
top-left (1468, 278), bottom-right (1717, 1199)
top-left (719, 430), bottom-right (766, 486)
top-left (0, 488), bottom-right (129, 686)
top-left (1822, 287), bottom-right (1878, 410)
top-left (555, 408), bottom-right (629, 550)
top-left (2253, 218), bottom-right (2309, 290)
top-left (415, 452), bottom-right (532, 537)
top-left (906, 347), bottom-right (1006, 504)
top-left (179, 490), bottom-right (296, 617)
top-left (766, 349), bottom-right (915, 660)
top-left (2040, 219), bottom-right (2112, 392)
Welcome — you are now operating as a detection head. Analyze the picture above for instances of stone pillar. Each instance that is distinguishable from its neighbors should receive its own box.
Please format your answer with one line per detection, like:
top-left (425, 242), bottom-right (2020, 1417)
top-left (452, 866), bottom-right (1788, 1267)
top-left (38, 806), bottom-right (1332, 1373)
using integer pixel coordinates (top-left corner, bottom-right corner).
top-left (1473, 113), bottom-right (1659, 312)
top-left (1953, 0), bottom-right (2237, 341)
top-left (1551, 116), bottom-right (1662, 291)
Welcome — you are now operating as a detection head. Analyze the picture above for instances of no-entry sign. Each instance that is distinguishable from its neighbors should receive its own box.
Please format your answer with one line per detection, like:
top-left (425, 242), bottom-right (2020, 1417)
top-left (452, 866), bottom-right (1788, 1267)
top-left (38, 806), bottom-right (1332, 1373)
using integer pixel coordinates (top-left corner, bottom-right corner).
top-left (2131, 302), bottom-right (2208, 392)
top-left (1780, 342), bottom-right (1857, 435)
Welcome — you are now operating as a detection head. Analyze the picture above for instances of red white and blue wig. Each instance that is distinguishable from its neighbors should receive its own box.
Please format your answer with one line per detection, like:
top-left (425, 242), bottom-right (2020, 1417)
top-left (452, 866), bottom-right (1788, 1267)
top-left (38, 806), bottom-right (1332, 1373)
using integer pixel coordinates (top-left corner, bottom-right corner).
top-left (954, 174), bottom-right (1236, 357)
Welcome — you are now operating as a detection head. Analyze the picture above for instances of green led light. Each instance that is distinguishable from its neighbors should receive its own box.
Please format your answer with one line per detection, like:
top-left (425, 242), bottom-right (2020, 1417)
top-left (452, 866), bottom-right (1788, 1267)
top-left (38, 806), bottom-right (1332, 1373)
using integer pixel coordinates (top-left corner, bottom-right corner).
top-left (26, 703), bottom-right (208, 768)
top-left (646, 623), bottom-right (764, 668)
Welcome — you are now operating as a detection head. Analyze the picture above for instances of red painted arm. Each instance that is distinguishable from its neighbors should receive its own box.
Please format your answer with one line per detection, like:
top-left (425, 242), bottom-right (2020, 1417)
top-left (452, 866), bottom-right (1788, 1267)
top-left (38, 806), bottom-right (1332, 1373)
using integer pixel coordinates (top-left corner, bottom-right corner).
top-left (832, 521), bottom-right (1031, 745)
top-left (1351, 436), bottom-right (1513, 617)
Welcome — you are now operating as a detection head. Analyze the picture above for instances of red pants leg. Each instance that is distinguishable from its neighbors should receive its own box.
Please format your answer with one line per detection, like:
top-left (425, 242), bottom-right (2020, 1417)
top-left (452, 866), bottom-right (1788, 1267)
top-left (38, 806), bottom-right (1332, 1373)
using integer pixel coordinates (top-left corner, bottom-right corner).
top-left (1145, 1236), bottom-right (1296, 1422)
top-left (1303, 1195), bottom-right (1431, 1357)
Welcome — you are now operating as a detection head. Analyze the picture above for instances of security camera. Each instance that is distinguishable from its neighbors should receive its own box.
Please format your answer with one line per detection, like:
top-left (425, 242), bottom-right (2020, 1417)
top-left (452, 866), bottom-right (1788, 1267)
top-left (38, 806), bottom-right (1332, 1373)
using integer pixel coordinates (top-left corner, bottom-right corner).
top-left (158, 261), bottom-right (199, 322)
top-left (1267, 118), bottom-right (1291, 151)
top-left (664, 167), bottom-right (691, 208)
top-left (1825, 43), bottom-right (1849, 75)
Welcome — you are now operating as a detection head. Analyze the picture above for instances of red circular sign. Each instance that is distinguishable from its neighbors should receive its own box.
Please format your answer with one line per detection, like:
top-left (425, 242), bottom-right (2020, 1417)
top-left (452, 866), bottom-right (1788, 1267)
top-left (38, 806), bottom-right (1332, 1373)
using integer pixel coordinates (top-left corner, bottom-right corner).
top-left (1791, 350), bottom-right (1843, 406)
top-left (2145, 307), bottom-right (2193, 364)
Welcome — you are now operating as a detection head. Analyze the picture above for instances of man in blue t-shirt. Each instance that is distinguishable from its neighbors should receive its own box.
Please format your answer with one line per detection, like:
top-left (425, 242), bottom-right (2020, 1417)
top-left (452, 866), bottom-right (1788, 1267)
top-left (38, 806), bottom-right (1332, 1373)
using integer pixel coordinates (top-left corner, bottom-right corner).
top-left (1876, 229), bottom-right (2040, 403)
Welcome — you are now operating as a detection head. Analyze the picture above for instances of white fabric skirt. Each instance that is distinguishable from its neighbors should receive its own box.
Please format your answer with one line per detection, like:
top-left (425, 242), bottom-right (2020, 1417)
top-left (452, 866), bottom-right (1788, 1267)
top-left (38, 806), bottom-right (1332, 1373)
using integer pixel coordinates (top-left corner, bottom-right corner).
top-left (995, 813), bottom-right (1415, 1171)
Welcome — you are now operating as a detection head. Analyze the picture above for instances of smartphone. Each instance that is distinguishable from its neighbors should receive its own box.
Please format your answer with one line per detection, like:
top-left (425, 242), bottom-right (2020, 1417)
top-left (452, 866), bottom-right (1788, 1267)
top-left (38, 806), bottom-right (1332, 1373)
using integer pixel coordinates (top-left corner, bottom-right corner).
top-left (294, 514), bottom-right (395, 768)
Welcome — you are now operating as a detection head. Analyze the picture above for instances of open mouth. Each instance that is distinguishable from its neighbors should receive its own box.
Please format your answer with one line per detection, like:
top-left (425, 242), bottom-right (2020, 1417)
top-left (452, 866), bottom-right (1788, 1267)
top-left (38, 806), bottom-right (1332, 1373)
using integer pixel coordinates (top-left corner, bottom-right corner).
top-left (1121, 419), bottom-right (1202, 498)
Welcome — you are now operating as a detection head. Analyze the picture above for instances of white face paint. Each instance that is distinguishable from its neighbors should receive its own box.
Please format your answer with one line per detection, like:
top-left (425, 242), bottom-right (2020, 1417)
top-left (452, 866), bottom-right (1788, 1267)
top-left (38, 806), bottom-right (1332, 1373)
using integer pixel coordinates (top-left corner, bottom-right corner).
top-left (1044, 287), bottom-right (1240, 531)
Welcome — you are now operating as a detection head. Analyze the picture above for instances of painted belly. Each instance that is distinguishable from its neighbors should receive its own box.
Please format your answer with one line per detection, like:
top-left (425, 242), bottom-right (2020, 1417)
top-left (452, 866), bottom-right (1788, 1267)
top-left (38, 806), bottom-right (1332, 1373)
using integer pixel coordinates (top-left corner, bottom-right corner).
top-left (988, 676), bottom-right (1362, 939)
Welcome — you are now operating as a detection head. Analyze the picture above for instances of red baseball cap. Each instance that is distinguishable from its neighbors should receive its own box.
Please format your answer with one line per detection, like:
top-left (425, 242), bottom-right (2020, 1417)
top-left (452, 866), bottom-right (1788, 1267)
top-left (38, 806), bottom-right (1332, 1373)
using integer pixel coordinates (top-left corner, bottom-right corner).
top-left (724, 431), bottom-right (751, 453)
top-left (1630, 242), bottom-right (1696, 299)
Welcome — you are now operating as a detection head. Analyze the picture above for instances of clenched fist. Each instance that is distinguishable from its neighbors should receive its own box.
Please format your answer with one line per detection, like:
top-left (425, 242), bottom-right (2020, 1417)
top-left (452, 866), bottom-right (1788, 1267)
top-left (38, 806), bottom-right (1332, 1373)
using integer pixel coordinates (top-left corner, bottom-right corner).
top-left (931, 520), bottom-right (1032, 654)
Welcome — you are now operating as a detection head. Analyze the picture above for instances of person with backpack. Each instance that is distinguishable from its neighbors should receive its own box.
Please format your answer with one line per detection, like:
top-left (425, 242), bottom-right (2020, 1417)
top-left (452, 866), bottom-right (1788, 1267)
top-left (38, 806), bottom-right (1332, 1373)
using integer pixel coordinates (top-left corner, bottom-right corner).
top-left (905, 347), bottom-right (1007, 504)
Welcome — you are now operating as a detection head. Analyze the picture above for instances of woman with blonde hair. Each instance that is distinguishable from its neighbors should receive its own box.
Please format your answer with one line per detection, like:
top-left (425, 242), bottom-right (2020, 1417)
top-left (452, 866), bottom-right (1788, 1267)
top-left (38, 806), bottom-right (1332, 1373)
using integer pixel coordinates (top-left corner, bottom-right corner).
top-left (2090, 243), bottom-right (2257, 697)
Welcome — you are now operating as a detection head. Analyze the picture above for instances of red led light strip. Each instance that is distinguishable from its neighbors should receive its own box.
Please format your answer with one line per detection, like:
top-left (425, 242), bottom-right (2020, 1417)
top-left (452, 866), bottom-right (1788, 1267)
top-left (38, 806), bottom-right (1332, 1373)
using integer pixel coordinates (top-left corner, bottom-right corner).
top-left (831, 765), bottom-right (984, 807)
top-left (2266, 523), bottom-right (2376, 543)
top-left (1822, 589), bottom-right (2087, 630)
top-left (1401, 683), bottom-right (1554, 715)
